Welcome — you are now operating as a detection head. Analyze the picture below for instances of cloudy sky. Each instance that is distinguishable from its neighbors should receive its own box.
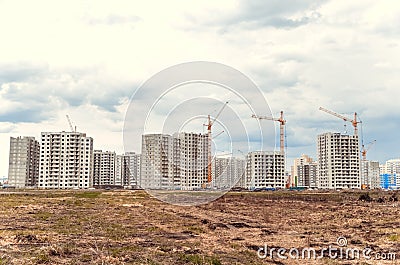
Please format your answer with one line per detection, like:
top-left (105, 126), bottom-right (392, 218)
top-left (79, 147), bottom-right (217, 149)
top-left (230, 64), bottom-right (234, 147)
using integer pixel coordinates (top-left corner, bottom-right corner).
top-left (1, 0), bottom-right (400, 178)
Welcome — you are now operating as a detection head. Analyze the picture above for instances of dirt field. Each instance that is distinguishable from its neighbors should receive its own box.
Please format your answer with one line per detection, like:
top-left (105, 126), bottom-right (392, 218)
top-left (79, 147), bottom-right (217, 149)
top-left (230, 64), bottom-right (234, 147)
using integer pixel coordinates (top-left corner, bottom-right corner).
top-left (0, 190), bottom-right (399, 264)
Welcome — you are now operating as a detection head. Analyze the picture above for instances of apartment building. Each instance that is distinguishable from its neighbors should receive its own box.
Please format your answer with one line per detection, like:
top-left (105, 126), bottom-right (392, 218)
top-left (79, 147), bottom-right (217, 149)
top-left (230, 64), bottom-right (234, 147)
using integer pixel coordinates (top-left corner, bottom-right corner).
top-left (8, 136), bottom-right (40, 188)
top-left (173, 132), bottom-right (209, 190)
top-left (245, 151), bottom-right (285, 189)
top-left (140, 134), bottom-right (174, 189)
top-left (38, 131), bottom-right (94, 189)
top-left (380, 159), bottom-right (400, 189)
top-left (293, 154), bottom-right (317, 188)
top-left (361, 160), bottom-right (380, 189)
top-left (93, 150), bottom-right (116, 186)
top-left (140, 132), bottom-right (209, 190)
top-left (317, 132), bottom-right (360, 189)
top-left (212, 157), bottom-right (245, 189)
top-left (125, 152), bottom-right (140, 188)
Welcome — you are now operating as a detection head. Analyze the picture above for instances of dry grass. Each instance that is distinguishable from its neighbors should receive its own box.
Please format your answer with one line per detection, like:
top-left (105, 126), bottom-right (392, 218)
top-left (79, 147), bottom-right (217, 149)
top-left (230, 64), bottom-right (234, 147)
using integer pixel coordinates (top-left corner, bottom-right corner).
top-left (0, 190), bottom-right (399, 264)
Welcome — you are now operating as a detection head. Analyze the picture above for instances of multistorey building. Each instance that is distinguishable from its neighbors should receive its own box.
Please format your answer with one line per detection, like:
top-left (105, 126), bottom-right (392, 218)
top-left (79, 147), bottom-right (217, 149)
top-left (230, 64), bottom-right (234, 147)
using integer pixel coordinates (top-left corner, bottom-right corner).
top-left (317, 132), bottom-right (360, 189)
top-left (140, 132), bottom-right (209, 190)
top-left (380, 159), bottom-right (400, 189)
top-left (212, 157), bottom-right (246, 189)
top-left (173, 132), bottom-right (209, 190)
top-left (38, 132), bottom-right (94, 189)
top-left (361, 160), bottom-right (380, 189)
top-left (125, 152), bottom-right (141, 188)
top-left (93, 150), bottom-right (116, 186)
top-left (140, 134), bottom-right (174, 189)
top-left (245, 151), bottom-right (285, 189)
top-left (293, 154), bottom-right (318, 188)
top-left (8, 136), bottom-right (40, 188)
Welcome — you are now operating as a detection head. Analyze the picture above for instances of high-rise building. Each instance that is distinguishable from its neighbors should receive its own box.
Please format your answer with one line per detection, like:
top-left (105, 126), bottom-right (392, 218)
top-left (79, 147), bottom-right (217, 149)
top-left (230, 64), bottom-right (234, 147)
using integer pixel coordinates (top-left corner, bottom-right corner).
top-left (317, 132), bottom-right (360, 189)
top-left (125, 152), bottom-right (141, 188)
top-left (173, 132), bottom-right (209, 190)
top-left (361, 160), bottom-right (380, 189)
top-left (292, 155), bottom-right (317, 188)
top-left (116, 154), bottom-right (131, 186)
top-left (8, 136), bottom-right (40, 188)
top-left (380, 159), bottom-right (400, 189)
top-left (213, 157), bottom-right (245, 189)
top-left (291, 154), bottom-right (313, 186)
top-left (245, 151), bottom-right (285, 189)
top-left (140, 132), bottom-right (209, 190)
top-left (140, 134), bottom-right (174, 189)
top-left (39, 132), bottom-right (94, 189)
top-left (93, 150), bottom-right (116, 186)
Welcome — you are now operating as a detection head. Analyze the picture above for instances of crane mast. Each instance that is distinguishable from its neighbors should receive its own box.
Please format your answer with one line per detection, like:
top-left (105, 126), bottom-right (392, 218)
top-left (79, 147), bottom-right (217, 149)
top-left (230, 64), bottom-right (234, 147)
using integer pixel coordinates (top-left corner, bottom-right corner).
top-left (251, 111), bottom-right (286, 155)
top-left (206, 102), bottom-right (228, 184)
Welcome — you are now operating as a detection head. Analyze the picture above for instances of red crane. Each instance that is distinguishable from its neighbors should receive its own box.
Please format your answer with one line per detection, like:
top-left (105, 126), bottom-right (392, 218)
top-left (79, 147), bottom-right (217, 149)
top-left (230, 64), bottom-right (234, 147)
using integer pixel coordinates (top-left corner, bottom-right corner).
top-left (205, 102), bottom-right (228, 183)
top-left (251, 111), bottom-right (286, 155)
top-left (319, 107), bottom-right (361, 136)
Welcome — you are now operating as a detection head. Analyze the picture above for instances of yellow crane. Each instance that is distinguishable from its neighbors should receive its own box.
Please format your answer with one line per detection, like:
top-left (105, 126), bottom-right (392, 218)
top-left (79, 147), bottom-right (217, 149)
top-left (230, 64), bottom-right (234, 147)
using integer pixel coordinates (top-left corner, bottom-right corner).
top-left (251, 111), bottom-right (286, 155)
top-left (319, 107), bottom-right (361, 136)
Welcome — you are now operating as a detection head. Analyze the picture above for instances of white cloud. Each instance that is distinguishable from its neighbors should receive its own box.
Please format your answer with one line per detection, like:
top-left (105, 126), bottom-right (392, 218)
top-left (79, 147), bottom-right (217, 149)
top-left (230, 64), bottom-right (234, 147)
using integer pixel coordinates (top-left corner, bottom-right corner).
top-left (1, 0), bottom-right (400, 177)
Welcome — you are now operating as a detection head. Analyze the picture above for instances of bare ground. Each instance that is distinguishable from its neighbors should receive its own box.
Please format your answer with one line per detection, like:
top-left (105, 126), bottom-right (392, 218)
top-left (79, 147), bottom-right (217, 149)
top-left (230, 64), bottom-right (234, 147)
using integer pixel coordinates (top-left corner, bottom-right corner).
top-left (0, 190), bottom-right (399, 264)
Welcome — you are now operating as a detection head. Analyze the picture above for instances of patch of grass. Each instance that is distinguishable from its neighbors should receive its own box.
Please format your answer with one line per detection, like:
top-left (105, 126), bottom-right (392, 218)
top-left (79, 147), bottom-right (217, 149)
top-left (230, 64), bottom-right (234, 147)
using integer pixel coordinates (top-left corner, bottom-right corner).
top-left (35, 252), bottom-right (51, 264)
top-left (35, 211), bottom-right (52, 221)
top-left (388, 234), bottom-right (399, 241)
top-left (74, 192), bottom-right (101, 199)
top-left (186, 225), bottom-right (205, 234)
top-left (179, 254), bottom-right (222, 265)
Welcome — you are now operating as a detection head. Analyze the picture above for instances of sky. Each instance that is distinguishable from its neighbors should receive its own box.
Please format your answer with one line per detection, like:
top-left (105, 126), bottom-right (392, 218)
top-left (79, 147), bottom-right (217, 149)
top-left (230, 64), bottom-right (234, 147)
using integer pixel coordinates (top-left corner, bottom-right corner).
top-left (1, 0), bottom-right (400, 177)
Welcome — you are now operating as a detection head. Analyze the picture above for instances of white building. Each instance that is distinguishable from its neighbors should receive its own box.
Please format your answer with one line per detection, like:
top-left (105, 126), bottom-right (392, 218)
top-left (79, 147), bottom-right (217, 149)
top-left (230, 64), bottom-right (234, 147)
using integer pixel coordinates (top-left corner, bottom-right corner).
top-left (140, 132), bottom-right (209, 190)
top-left (140, 134), bottom-right (174, 189)
top-left (245, 151), bottom-right (285, 189)
top-left (317, 132), bottom-right (360, 189)
top-left (173, 132), bottom-right (209, 190)
top-left (39, 132), bottom-right (94, 189)
top-left (125, 152), bottom-right (141, 188)
top-left (8, 136), bottom-right (40, 188)
top-left (296, 160), bottom-right (318, 188)
top-left (93, 150), bottom-right (116, 186)
top-left (380, 159), bottom-right (400, 189)
top-left (212, 157), bottom-right (245, 189)
top-left (361, 160), bottom-right (380, 189)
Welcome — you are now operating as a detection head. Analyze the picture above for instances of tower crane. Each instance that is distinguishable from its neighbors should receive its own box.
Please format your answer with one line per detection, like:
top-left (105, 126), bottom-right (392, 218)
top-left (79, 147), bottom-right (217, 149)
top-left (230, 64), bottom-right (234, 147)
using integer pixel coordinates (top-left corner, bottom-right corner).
top-left (319, 107), bottom-right (361, 136)
top-left (66, 115), bottom-right (76, 132)
top-left (251, 111), bottom-right (286, 155)
top-left (361, 140), bottom-right (376, 160)
top-left (205, 101), bottom-right (228, 183)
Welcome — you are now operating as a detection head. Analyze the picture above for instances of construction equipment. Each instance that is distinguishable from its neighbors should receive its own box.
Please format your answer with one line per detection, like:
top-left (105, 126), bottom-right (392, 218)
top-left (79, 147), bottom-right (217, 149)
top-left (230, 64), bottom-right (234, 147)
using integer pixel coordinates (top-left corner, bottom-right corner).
top-left (361, 140), bottom-right (376, 160)
top-left (66, 115), bottom-right (76, 132)
top-left (205, 102), bottom-right (228, 183)
top-left (251, 111), bottom-right (286, 155)
top-left (319, 107), bottom-right (361, 136)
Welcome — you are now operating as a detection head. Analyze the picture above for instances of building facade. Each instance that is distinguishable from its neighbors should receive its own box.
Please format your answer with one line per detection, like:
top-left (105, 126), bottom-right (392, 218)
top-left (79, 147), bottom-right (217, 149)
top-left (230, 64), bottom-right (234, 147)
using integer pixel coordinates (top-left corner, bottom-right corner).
top-left (245, 151), bottom-right (285, 189)
top-left (140, 132), bottom-right (209, 190)
top-left (140, 134), bottom-right (174, 189)
top-left (317, 132), bottom-right (360, 189)
top-left (38, 132), bottom-right (94, 189)
top-left (93, 150), bottom-right (116, 186)
top-left (380, 159), bottom-right (400, 189)
top-left (8, 136), bottom-right (40, 188)
top-left (212, 157), bottom-right (246, 189)
top-left (125, 152), bottom-right (141, 188)
top-left (361, 160), bottom-right (380, 189)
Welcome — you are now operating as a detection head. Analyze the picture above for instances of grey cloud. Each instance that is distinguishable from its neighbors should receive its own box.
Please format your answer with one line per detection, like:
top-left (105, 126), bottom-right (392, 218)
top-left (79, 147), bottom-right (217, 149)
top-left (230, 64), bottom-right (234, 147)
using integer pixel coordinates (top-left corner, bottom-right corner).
top-left (0, 62), bottom-right (48, 83)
